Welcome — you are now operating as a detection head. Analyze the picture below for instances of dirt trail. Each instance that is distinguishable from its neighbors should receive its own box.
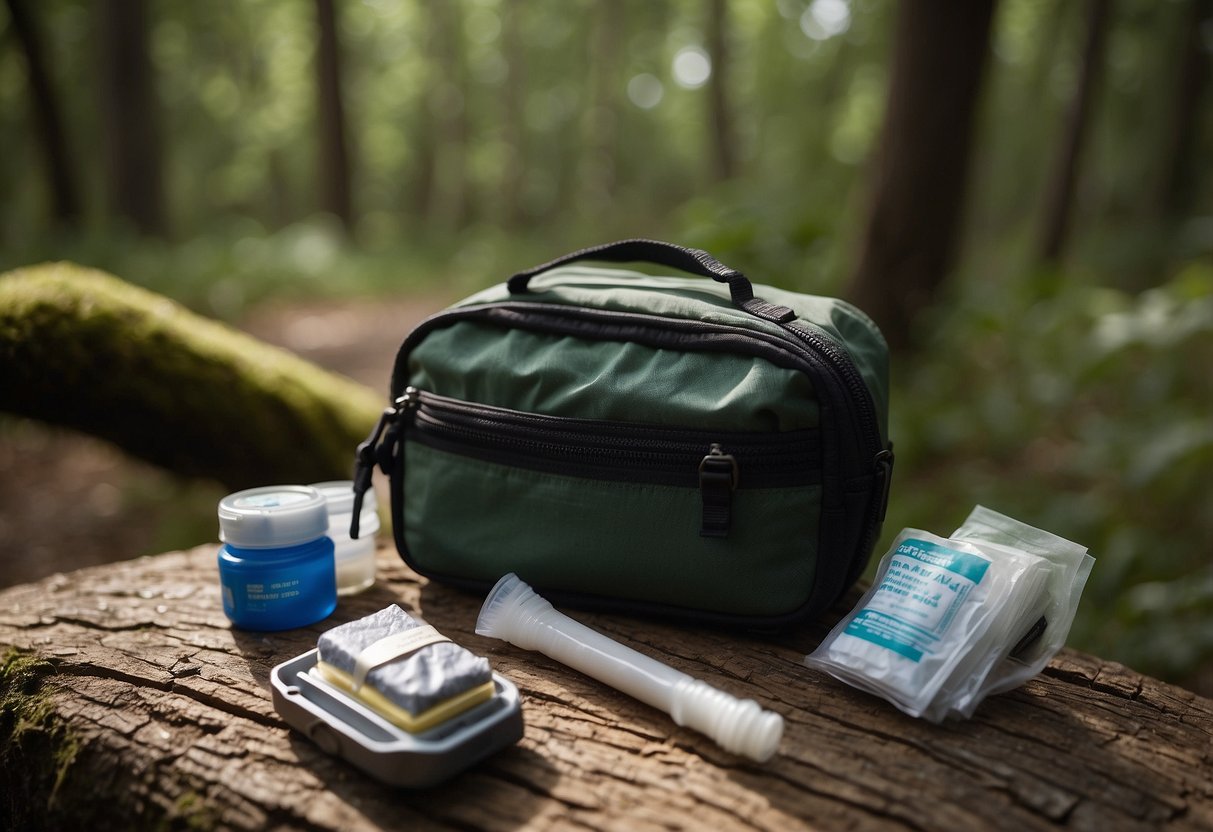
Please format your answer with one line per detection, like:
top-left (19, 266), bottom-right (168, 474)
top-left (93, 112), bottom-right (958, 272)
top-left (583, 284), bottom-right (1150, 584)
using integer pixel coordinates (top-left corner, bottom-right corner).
top-left (0, 294), bottom-right (448, 588)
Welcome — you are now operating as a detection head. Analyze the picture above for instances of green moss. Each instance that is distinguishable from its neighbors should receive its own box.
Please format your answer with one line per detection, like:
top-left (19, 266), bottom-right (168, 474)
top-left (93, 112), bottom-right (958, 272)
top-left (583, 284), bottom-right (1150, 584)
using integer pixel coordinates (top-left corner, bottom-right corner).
top-left (0, 262), bottom-right (384, 488)
top-left (0, 649), bottom-right (80, 829)
top-left (0, 649), bottom-right (224, 831)
top-left (164, 790), bottom-right (218, 832)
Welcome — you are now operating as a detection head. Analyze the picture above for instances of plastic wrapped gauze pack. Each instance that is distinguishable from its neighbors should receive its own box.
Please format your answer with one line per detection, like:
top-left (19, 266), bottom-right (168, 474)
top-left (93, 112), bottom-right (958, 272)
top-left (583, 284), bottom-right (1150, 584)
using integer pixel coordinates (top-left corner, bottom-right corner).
top-left (805, 506), bottom-right (1092, 722)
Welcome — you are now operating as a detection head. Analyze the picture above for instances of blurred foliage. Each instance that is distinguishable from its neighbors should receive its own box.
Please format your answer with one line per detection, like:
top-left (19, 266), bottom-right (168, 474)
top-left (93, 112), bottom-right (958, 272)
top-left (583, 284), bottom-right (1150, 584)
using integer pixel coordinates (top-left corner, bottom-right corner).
top-left (882, 261), bottom-right (1213, 685)
top-left (0, 0), bottom-right (901, 310)
top-left (0, 0), bottom-right (1211, 684)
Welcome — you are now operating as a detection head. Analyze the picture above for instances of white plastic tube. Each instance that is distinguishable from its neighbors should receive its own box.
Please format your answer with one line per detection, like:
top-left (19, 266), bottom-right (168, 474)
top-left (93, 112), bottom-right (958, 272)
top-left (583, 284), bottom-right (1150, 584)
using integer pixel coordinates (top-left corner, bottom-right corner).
top-left (475, 573), bottom-right (784, 763)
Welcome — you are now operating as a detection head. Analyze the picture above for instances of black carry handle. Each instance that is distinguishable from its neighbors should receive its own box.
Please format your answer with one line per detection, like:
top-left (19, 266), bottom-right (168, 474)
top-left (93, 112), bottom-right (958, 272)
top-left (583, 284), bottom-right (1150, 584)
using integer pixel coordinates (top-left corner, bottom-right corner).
top-left (506, 238), bottom-right (796, 325)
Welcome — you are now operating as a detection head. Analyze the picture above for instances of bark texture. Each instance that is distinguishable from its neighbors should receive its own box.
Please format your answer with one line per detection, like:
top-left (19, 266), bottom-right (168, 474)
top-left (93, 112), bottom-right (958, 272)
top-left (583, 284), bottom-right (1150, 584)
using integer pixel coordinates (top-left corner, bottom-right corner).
top-left (0, 262), bottom-right (382, 490)
top-left (1, 545), bottom-right (1211, 831)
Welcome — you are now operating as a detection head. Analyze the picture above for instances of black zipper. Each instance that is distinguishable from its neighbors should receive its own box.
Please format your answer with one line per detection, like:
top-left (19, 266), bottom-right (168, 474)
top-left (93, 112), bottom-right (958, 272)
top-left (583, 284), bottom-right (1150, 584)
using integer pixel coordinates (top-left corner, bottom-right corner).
top-left (394, 303), bottom-right (883, 460)
top-left (402, 388), bottom-right (821, 491)
top-left (354, 298), bottom-right (894, 627)
top-left (385, 302), bottom-right (888, 519)
top-left (510, 282), bottom-right (885, 458)
top-left (783, 320), bottom-right (881, 453)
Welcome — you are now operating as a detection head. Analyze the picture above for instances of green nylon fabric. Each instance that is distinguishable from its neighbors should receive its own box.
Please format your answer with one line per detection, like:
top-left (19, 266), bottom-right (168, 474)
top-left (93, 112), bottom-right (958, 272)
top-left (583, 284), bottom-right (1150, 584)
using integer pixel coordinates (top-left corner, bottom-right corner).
top-left (395, 267), bottom-right (887, 619)
top-left (450, 267), bottom-right (890, 444)
top-left (408, 320), bottom-right (819, 431)
top-left (404, 441), bottom-right (821, 617)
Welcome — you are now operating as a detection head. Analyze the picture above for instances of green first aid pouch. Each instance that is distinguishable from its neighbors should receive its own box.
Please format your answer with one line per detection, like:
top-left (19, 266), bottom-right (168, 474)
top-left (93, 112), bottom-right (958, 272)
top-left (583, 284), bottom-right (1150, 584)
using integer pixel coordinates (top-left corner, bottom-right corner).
top-left (353, 239), bottom-right (893, 628)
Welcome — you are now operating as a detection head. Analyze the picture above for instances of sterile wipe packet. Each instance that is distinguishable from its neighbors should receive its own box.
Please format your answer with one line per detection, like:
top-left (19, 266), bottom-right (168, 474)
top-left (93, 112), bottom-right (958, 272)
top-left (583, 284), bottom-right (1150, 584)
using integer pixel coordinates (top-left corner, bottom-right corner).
top-left (805, 506), bottom-right (1092, 722)
top-left (943, 506), bottom-right (1094, 717)
top-left (920, 538), bottom-right (1052, 722)
top-left (806, 528), bottom-right (1046, 718)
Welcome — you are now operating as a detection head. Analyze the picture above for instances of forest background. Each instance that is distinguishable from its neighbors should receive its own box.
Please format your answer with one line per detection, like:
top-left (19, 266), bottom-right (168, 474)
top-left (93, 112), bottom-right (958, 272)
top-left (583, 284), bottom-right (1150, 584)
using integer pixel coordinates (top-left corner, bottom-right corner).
top-left (1, 0), bottom-right (1211, 694)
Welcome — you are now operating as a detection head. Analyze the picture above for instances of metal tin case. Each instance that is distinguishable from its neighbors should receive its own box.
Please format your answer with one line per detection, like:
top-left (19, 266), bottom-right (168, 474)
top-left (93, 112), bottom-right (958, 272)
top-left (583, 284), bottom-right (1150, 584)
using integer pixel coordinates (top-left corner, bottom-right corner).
top-left (271, 648), bottom-right (524, 787)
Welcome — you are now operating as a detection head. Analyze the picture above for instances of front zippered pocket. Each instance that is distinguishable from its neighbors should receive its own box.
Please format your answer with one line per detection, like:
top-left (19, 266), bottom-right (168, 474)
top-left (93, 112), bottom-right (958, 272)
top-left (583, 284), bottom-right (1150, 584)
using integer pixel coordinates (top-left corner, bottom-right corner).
top-left (354, 287), bottom-right (890, 626)
top-left (402, 388), bottom-right (821, 538)
top-left (393, 302), bottom-right (893, 607)
top-left (382, 387), bottom-right (828, 620)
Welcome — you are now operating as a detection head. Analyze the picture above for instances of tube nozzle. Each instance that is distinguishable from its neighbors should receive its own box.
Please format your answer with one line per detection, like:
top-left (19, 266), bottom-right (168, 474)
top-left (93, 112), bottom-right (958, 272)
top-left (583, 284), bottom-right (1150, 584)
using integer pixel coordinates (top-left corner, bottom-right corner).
top-left (475, 573), bottom-right (784, 763)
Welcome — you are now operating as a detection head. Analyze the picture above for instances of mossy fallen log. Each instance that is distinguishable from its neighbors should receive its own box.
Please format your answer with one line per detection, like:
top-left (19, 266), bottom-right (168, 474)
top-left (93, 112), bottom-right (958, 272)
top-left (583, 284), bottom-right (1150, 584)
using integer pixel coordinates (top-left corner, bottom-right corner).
top-left (0, 262), bottom-right (383, 489)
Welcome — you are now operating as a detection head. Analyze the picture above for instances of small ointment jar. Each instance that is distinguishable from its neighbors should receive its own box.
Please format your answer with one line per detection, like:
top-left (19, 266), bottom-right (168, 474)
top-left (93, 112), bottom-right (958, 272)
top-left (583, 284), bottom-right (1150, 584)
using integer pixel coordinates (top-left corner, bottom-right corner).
top-left (217, 485), bottom-right (337, 631)
top-left (311, 480), bottom-right (380, 596)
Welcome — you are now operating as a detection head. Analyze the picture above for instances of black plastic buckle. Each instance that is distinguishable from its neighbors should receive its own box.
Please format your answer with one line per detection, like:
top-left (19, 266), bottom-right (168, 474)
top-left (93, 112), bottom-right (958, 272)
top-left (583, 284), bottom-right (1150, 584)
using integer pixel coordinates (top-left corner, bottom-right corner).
top-left (699, 444), bottom-right (738, 538)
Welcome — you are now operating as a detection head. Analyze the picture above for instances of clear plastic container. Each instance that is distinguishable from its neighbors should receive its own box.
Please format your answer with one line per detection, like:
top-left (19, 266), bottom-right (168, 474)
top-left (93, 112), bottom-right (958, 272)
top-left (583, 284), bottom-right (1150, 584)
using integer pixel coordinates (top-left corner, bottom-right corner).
top-left (311, 480), bottom-right (380, 596)
top-left (217, 485), bottom-right (337, 630)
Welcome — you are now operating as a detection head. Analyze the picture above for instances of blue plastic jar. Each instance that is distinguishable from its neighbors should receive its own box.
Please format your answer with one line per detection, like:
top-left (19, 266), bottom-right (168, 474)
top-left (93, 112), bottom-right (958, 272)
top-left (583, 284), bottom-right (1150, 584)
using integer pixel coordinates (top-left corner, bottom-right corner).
top-left (217, 485), bottom-right (337, 631)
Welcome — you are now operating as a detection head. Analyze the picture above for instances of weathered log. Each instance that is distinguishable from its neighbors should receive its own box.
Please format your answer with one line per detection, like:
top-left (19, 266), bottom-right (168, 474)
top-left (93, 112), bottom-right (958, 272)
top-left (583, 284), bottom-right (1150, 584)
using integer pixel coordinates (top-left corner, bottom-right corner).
top-left (1, 545), bottom-right (1211, 831)
top-left (0, 263), bottom-right (382, 489)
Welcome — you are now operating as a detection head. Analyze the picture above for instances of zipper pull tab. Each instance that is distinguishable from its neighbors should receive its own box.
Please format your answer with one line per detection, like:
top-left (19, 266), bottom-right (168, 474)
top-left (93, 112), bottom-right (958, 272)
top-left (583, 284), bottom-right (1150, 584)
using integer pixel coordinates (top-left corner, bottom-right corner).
top-left (350, 389), bottom-right (418, 538)
top-left (699, 443), bottom-right (738, 539)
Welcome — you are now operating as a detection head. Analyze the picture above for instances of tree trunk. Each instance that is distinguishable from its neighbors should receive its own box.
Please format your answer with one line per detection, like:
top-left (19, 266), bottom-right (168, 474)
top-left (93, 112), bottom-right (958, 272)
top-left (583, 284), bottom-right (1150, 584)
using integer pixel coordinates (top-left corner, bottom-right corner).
top-left (314, 0), bottom-right (354, 232)
top-left (1037, 0), bottom-right (1112, 263)
top-left (426, 0), bottom-right (472, 233)
top-left (95, 0), bottom-right (166, 237)
top-left (2, 545), bottom-right (1212, 830)
top-left (0, 263), bottom-right (381, 490)
top-left (5, 0), bottom-right (80, 228)
top-left (1153, 0), bottom-right (1211, 220)
top-left (407, 62), bottom-right (437, 221)
top-left (706, 0), bottom-right (737, 181)
top-left (578, 0), bottom-right (623, 210)
top-left (498, 0), bottom-right (527, 229)
top-left (846, 0), bottom-right (998, 351)
top-left (995, 1), bottom-right (1074, 228)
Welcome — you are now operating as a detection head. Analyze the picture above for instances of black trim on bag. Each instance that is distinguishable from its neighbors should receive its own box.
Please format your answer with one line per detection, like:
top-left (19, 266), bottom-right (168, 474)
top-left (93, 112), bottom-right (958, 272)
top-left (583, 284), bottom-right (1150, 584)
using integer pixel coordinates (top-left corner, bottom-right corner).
top-left (407, 389), bottom-right (821, 489)
top-left (383, 301), bottom-right (890, 629)
top-left (393, 303), bottom-right (882, 464)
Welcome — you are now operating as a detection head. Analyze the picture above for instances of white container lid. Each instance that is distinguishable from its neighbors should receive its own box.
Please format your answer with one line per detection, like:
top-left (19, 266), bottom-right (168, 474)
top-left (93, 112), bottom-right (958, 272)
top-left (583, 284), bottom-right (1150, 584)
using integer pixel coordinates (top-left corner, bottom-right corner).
top-left (310, 480), bottom-right (377, 518)
top-left (218, 485), bottom-right (329, 549)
